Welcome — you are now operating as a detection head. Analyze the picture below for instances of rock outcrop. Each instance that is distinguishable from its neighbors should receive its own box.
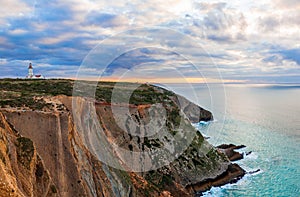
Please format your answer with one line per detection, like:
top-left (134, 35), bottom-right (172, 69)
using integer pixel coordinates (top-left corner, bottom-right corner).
top-left (217, 144), bottom-right (246, 162)
top-left (0, 79), bottom-right (245, 196)
top-left (186, 144), bottom-right (247, 195)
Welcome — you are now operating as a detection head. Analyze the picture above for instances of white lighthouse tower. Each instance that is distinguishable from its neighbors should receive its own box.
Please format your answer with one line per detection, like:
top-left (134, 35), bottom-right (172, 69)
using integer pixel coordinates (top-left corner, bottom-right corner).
top-left (27, 63), bottom-right (34, 78)
top-left (26, 63), bottom-right (45, 79)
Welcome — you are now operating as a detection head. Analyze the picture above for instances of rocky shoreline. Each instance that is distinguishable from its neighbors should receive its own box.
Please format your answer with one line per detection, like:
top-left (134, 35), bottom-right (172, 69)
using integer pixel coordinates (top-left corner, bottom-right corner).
top-left (217, 144), bottom-right (246, 162)
top-left (186, 143), bottom-right (249, 196)
top-left (0, 79), bottom-right (257, 197)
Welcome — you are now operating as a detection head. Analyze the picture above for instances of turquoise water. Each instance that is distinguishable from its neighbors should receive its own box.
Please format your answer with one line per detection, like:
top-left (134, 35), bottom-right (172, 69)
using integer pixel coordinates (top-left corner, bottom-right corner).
top-left (165, 84), bottom-right (300, 197)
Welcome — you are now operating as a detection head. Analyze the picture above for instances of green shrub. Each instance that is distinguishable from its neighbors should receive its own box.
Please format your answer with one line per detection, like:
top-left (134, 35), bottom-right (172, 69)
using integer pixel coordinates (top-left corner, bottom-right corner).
top-left (50, 185), bottom-right (57, 193)
top-left (16, 137), bottom-right (34, 169)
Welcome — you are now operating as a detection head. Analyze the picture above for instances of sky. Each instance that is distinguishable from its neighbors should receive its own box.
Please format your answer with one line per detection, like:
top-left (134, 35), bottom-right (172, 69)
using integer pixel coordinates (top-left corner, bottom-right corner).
top-left (0, 0), bottom-right (299, 83)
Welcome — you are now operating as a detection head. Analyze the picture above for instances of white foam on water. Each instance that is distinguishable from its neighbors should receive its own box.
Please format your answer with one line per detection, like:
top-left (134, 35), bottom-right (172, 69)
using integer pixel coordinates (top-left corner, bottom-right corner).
top-left (245, 152), bottom-right (258, 160)
top-left (202, 166), bottom-right (263, 197)
top-left (202, 186), bottom-right (225, 197)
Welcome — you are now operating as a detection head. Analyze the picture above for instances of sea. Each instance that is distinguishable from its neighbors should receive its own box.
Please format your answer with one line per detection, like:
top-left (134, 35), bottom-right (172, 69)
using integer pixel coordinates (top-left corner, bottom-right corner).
top-left (162, 83), bottom-right (300, 197)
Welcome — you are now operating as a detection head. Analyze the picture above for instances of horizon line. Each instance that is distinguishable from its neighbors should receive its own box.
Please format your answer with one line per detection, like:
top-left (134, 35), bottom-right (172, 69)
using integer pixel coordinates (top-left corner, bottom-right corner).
top-left (0, 77), bottom-right (300, 85)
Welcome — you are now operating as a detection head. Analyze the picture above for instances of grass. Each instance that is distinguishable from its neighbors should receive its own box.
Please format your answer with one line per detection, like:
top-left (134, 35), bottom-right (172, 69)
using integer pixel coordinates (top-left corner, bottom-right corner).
top-left (0, 79), bottom-right (176, 109)
top-left (0, 97), bottom-right (51, 110)
top-left (0, 79), bottom-right (73, 109)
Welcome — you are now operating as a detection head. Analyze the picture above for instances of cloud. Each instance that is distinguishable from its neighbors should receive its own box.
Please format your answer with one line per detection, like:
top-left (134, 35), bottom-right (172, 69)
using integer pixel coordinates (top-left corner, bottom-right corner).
top-left (276, 48), bottom-right (300, 65)
top-left (0, 0), bottom-right (33, 25)
top-left (103, 48), bottom-right (179, 76)
top-left (176, 2), bottom-right (248, 43)
top-left (85, 12), bottom-right (128, 28)
top-left (0, 0), bottom-right (299, 83)
top-left (273, 0), bottom-right (300, 9)
top-left (258, 16), bottom-right (281, 33)
top-left (33, 1), bottom-right (73, 22)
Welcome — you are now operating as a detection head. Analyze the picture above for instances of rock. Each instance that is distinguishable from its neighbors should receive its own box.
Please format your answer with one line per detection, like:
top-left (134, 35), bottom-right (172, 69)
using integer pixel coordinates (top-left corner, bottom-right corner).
top-left (160, 191), bottom-right (173, 197)
top-left (248, 169), bottom-right (260, 174)
top-left (186, 164), bottom-right (246, 195)
top-left (152, 87), bottom-right (213, 123)
top-left (226, 150), bottom-right (244, 162)
top-left (216, 144), bottom-right (246, 150)
top-left (217, 144), bottom-right (246, 162)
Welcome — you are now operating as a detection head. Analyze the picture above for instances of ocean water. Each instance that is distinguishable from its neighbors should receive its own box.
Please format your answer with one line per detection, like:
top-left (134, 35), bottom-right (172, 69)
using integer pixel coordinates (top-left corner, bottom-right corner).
top-left (164, 84), bottom-right (300, 197)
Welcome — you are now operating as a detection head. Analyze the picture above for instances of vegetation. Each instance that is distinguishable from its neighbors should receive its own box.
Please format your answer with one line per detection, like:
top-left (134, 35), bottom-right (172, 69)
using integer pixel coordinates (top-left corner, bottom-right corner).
top-left (0, 151), bottom-right (5, 164)
top-left (0, 79), bottom-right (73, 96)
top-left (166, 108), bottom-right (181, 129)
top-left (50, 185), bottom-right (57, 193)
top-left (0, 97), bottom-right (50, 110)
top-left (0, 79), bottom-right (176, 109)
top-left (145, 170), bottom-right (174, 189)
top-left (16, 137), bottom-right (34, 170)
top-left (129, 85), bottom-right (167, 105)
top-left (206, 148), bottom-right (219, 161)
top-left (143, 137), bottom-right (163, 149)
top-left (0, 79), bottom-right (73, 109)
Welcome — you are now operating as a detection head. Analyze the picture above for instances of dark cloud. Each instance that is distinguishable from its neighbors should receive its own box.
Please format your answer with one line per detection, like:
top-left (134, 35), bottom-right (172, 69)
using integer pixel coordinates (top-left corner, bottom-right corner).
top-left (203, 11), bottom-right (230, 31)
top-left (0, 27), bottom-right (89, 65)
top-left (85, 12), bottom-right (122, 28)
top-left (193, 2), bottom-right (230, 31)
top-left (0, 0), bottom-right (93, 72)
top-left (103, 48), bottom-right (176, 76)
top-left (206, 35), bottom-right (232, 42)
top-left (263, 55), bottom-right (282, 63)
top-left (258, 16), bottom-right (281, 32)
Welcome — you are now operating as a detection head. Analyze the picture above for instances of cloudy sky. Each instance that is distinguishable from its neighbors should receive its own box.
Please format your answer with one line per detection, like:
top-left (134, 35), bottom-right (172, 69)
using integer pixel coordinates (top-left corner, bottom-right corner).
top-left (0, 0), bottom-right (299, 83)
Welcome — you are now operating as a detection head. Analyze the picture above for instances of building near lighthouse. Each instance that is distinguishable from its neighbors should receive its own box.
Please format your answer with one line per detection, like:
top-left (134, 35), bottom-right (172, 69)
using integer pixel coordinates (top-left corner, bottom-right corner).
top-left (26, 63), bottom-right (45, 79)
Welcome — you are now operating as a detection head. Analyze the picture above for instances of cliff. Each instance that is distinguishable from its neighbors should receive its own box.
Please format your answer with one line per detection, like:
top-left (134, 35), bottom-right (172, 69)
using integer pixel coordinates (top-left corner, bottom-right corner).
top-left (0, 79), bottom-right (244, 196)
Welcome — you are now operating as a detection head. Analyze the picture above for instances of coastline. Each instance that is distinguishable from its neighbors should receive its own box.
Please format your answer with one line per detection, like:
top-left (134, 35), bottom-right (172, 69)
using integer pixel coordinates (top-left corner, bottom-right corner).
top-left (186, 142), bottom-right (247, 196)
top-left (0, 79), bottom-right (264, 196)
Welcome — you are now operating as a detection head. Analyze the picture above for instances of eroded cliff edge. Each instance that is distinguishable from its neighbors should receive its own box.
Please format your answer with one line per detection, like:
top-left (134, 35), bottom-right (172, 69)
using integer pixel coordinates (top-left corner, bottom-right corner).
top-left (0, 79), bottom-right (245, 196)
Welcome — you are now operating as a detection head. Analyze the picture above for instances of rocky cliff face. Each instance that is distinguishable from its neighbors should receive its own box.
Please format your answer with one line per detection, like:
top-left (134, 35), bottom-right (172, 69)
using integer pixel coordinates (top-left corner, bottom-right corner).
top-left (0, 112), bottom-right (58, 196)
top-left (0, 79), bottom-right (242, 197)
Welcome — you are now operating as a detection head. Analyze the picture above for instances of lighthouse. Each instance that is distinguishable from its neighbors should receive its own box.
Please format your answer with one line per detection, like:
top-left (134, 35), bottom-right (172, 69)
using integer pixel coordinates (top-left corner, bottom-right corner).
top-left (28, 63), bottom-right (34, 78)
top-left (26, 63), bottom-right (45, 79)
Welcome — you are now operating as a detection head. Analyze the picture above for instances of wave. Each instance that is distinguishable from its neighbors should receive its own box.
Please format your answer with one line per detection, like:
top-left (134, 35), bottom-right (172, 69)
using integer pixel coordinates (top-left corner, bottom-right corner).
top-left (203, 149), bottom-right (261, 196)
top-left (202, 168), bottom-right (263, 197)
top-left (192, 120), bottom-right (217, 133)
top-left (244, 151), bottom-right (258, 160)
